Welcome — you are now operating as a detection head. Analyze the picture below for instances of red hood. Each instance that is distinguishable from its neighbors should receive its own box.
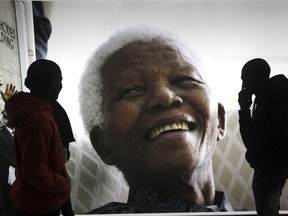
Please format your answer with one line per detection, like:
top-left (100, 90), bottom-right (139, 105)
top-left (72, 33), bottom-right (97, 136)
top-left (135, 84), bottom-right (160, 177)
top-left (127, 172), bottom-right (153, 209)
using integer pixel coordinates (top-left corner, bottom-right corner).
top-left (5, 92), bottom-right (52, 128)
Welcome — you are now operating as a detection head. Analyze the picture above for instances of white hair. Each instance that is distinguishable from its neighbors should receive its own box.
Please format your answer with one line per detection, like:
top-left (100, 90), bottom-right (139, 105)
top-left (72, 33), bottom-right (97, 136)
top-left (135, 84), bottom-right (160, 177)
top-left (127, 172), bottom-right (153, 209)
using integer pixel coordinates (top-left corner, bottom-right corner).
top-left (79, 25), bottom-right (211, 134)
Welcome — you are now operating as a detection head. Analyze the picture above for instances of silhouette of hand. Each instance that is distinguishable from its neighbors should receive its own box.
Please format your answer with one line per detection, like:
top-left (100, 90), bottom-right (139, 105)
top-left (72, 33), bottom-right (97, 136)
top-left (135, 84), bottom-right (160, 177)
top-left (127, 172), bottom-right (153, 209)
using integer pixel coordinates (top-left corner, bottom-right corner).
top-left (1, 83), bottom-right (17, 103)
top-left (238, 89), bottom-right (252, 110)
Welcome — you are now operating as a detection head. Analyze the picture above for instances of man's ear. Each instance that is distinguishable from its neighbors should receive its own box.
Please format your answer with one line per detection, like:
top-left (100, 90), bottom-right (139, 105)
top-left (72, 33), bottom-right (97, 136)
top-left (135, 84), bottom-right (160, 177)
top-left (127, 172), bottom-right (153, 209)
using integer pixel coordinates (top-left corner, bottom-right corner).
top-left (216, 103), bottom-right (226, 141)
top-left (90, 126), bottom-right (118, 165)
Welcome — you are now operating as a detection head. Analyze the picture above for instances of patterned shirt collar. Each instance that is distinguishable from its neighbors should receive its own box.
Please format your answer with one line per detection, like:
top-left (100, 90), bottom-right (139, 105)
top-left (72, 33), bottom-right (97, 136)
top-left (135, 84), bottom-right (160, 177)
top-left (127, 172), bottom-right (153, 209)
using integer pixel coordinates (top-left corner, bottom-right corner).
top-left (87, 187), bottom-right (243, 214)
top-left (127, 187), bottom-right (235, 212)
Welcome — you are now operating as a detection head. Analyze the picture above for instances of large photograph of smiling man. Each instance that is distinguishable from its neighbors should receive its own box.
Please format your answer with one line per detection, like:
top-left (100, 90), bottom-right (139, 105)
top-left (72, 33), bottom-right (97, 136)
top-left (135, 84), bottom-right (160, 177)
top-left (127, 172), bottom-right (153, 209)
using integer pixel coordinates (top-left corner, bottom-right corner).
top-left (77, 25), bottom-right (249, 214)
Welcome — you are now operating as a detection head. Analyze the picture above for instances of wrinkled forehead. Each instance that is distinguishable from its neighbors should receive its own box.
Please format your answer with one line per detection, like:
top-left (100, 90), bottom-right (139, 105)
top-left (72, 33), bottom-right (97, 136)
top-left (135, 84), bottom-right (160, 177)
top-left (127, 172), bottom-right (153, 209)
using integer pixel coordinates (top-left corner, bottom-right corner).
top-left (100, 38), bottom-right (200, 82)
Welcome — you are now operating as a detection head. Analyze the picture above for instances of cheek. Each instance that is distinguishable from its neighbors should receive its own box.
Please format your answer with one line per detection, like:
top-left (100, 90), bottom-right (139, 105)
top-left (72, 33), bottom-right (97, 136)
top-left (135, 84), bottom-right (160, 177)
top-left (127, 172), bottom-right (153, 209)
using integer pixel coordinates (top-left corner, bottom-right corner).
top-left (188, 90), bottom-right (218, 141)
top-left (187, 90), bottom-right (212, 118)
top-left (103, 103), bottom-right (140, 140)
top-left (201, 103), bottom-right (218, 155)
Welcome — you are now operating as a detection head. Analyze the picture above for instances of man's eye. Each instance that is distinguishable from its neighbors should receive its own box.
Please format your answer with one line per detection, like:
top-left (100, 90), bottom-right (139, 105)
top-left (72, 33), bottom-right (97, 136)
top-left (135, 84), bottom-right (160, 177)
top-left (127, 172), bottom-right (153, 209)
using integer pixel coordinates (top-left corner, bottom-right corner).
top-left (121, 87), bottom-right (144, 99)
top-left (172, 76), bottom-right (202, 88)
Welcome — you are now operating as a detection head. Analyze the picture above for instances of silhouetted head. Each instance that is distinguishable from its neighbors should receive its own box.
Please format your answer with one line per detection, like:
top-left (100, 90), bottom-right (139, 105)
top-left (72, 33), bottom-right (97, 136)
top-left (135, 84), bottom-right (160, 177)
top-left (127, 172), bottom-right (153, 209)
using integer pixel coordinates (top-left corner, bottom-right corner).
top-left (25, 59), bottom-right (62, 101)
top-left (241, 58), bottom-right (270, 94)
top-left (241, 58), bottom-right (270, 79)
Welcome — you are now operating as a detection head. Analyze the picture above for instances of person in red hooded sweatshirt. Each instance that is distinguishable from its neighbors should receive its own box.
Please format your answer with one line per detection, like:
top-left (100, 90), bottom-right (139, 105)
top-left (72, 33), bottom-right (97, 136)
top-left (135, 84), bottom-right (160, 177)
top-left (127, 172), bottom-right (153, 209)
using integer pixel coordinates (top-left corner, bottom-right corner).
top-left (4, 59), bottom-right (70, 216)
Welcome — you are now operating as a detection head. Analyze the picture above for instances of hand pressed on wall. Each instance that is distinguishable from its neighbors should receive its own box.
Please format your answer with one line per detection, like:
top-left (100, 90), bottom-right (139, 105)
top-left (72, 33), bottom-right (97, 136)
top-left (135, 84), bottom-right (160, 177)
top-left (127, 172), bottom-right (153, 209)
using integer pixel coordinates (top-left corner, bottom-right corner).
top-left (1, 83), bottom-right (17, 103)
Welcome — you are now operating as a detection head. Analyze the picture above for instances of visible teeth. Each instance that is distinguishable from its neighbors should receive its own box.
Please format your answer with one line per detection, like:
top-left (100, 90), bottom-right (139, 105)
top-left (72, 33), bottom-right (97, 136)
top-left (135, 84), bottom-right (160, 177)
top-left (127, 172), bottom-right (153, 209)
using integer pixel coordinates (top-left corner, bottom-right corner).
top-left (150, 122), bottom-right (189, 139)
top-left (171, 124), bottom-right (177, 130)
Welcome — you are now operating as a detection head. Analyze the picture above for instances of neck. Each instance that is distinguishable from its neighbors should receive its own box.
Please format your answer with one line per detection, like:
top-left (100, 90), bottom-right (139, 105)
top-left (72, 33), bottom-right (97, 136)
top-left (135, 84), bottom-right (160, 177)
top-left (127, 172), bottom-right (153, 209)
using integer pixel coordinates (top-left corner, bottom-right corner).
top-left (128, 160), bottom-right (215, 206)
top-left (30, 91), bottom-right (51, 104)
top-left (166, 161), bottom-right (215, 205)
top-left (255, 78), bottom-right (269, 96)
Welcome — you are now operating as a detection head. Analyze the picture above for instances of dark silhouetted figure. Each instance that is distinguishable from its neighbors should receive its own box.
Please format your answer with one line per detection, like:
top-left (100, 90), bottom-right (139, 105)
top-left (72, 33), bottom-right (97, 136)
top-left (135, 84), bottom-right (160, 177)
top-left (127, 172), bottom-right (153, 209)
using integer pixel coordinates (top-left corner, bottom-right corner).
top-left (238, 58), bottom-right (288, 216)
top-left (5, 59), bottom-right (71, 216)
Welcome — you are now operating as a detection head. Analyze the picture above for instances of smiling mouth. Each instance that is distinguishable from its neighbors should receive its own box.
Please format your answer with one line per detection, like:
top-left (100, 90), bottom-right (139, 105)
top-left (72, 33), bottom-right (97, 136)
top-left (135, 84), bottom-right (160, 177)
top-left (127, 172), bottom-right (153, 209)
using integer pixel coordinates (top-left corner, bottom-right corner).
top-left (149, 122), bottom-right (190, 140)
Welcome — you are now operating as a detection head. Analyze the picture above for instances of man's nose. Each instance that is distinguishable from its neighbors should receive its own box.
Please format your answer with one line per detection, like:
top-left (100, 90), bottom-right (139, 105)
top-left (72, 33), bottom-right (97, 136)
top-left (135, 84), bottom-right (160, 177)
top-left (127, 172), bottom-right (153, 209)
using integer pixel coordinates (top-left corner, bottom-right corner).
top-left (147, 85), bottom-right (183, 112)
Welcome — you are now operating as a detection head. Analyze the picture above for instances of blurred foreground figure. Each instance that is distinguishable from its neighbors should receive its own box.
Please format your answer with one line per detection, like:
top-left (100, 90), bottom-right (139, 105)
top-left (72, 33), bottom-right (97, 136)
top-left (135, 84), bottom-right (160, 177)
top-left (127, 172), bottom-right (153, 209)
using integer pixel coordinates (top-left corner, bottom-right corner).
top-left (79, 25), bottom-right (245, 213)
top-left (0, 110), bottom-right (17, 216)
top-left (0, 84), bottom-right (17, 216)
top-left (238, 58), bottom-right (288, 216)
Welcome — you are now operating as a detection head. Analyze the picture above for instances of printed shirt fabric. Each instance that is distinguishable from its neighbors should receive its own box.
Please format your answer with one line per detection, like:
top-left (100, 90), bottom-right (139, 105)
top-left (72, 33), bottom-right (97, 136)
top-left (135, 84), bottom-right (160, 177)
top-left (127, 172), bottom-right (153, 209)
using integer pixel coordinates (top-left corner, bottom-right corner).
top-left (88, 187), bottom-right (243, 214)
